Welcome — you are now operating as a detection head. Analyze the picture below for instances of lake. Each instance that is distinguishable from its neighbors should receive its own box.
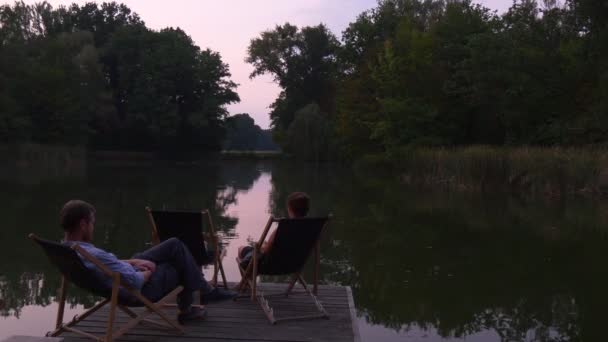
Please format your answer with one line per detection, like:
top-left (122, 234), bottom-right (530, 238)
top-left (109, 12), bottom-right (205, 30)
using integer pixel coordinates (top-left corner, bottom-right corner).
top-left (1, 157), bottom-right (607, 341)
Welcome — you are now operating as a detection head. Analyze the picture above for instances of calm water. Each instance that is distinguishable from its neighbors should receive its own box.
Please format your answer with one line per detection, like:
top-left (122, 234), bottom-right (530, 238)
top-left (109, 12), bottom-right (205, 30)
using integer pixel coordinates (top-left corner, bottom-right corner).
top-left (1, 157), bottom-right (608, 342)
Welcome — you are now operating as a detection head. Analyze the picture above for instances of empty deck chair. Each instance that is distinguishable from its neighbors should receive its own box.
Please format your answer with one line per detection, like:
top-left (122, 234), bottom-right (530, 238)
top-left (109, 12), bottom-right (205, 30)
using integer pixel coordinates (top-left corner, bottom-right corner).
top-left (146, 207), bottom-right (228, 289)
top-left (236, 216), bottom-right (331, 324)
top-left (29, 234), bottom-right (184, 342)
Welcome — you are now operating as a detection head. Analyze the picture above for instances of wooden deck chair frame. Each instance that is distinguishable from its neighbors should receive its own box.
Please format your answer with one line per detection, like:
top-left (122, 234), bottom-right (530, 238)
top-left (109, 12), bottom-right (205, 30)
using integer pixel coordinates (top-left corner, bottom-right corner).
top-left (235, 217), bottom-right (330, 324)
top-left (146, 207), bottom-right (228, 288)
top-left (29, 234), bottom-right (185, 342)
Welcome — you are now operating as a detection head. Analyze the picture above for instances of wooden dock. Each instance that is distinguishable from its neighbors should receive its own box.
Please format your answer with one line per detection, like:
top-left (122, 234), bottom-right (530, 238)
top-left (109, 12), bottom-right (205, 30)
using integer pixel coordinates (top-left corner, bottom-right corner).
top-left (50, 283), bottom-right (360, 342)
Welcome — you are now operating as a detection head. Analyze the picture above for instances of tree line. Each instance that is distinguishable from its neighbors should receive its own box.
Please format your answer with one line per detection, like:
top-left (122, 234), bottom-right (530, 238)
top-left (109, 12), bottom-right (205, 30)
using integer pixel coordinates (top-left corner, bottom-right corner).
top-left (247, 0), bottom-right (608, 161)
top-left (0, 1), bottom-right (239, 153)
top-left (2, 0), bottom-right (606, 158)
top-left (223, 113), bottom-right (278, 151)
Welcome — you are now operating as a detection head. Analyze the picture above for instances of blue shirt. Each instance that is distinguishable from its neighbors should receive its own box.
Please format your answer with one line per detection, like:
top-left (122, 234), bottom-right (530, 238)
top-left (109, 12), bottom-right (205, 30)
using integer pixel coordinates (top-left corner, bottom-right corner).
top-left (65, 241), bottom-right (145, 290)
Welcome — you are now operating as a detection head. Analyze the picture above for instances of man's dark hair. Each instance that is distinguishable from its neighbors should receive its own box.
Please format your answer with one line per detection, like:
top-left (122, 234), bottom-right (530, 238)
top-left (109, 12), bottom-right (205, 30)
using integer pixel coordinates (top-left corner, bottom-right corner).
top-left (287, 192), bottom-right (310, 217)
top-left (60, 200), bottom-right (95, 233)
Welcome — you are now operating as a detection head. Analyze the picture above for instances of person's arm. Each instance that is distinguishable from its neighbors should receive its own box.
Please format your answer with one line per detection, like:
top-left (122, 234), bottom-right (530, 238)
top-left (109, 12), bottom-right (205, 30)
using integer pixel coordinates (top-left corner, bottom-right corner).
top-left (123, 259), bottom-right (156, 272)
top-left (140, 270), bottom-right (153, 283)
top-left (261, 229), bottom-right (277, 254)
top-left (88, 247), bottom-right (146, 289)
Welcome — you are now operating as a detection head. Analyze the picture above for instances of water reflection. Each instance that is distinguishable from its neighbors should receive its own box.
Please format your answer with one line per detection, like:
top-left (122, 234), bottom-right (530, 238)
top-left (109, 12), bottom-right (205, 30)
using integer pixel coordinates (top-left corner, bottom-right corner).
top-left (1, 157), bottom-right (607, 341)
top-left (267, 161), bottom-right (608, 342)
top-left (0, 158), bottom-right (265, 320)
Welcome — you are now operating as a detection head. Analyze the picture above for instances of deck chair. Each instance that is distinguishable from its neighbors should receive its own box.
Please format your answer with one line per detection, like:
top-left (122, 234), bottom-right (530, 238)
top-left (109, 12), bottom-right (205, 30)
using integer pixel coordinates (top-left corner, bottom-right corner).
top-left (235, 216), bottom-right (330, 324)
top-left (29, 234), bottom-right (184, 342)
top-left (146, 207), bottom-right (228, 288)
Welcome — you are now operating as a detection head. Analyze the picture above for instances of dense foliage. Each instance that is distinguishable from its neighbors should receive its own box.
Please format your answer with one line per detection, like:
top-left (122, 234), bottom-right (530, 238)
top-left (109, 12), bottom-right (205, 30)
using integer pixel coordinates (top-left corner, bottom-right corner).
top-left (247, 0), bottom-right (608, 160)
top-left (0, 1), bottom-right (239, 152)
top-left (2, 0), bottom-right (607, 158)
top-left (223, 113), bottom-right (278, 151)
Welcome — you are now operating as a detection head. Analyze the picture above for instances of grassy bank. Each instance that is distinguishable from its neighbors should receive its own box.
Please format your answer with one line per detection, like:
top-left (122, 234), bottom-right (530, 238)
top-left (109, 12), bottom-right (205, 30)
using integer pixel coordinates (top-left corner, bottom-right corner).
top-left (0, 143), bottom-right (86, 184)
top-left (358, 147), bottom-right (608, 196)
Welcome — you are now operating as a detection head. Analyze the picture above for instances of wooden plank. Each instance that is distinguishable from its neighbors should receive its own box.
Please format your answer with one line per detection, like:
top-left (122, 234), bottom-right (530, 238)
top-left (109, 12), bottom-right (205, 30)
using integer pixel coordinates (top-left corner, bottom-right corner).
top-left (346, 286), bottom-right (361, 342)
top-left (60, 335), bottom-right (354, 342)
top-left (53, 283), bottom-right (356, 342)
top-left (1, 337), bottom-right (63, 342)
top-left (60, 324), bottom-right (353, 340)
top-left (60, 331), bottom-right (356, 342)
top-left (88, 313), bottom-right (352, 324)
top-left (229, 283), bottom-right (346, 293)
top-left (84, 314), bottom-right (352, 327)
top-left (78, 319), bottom-right (354, 331)
top-left (88, 297), bottom-right (349, 322)
top-left (90, 305), bottom-right (350, 319)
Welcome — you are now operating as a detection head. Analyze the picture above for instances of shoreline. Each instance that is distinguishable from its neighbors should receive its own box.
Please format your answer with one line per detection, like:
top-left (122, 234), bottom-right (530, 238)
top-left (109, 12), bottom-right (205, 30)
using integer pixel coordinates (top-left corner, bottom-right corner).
top-left (3, 143), bottom-right (607, 197)
top-left (356, 146), bottom-right (608, 197)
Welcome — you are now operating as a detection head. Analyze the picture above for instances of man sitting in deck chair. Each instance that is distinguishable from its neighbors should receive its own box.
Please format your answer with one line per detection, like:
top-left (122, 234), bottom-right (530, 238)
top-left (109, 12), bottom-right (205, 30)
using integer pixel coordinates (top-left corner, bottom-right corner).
top-left (60, 200), bottom-right (236, 323)
top-left (236, 192), bottom-right (331, 324)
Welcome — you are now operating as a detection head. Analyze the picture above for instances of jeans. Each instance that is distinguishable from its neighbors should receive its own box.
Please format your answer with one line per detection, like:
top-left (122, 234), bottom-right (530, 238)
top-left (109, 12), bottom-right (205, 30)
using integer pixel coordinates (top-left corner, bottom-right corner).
top-left (132, 238), bottom-right (213, 311)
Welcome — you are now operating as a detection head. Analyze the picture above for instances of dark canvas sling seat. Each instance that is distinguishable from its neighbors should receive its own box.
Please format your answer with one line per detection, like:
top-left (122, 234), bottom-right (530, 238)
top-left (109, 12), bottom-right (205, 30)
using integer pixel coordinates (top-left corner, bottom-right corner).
top-left (29, 234), bottom-right (184, 342)
top-left (235, 216), bottom-right (331, 324)
top-left (146, 207), bottom-right (227, 288)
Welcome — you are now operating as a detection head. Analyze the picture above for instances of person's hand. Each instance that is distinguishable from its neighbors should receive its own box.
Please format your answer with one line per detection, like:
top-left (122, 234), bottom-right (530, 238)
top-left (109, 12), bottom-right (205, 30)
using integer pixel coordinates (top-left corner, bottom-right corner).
top-left (141, 270), bottom-right (153, 283)
top-left (136, 259), bottom-right (156, 272)
top-left (130, 259), bottom-right (156, 272)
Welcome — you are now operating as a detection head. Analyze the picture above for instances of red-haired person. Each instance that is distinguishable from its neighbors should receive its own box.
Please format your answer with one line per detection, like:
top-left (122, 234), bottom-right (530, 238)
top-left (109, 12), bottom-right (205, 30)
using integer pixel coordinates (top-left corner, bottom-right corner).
top-left (237, 192), bottom-right (310, 269)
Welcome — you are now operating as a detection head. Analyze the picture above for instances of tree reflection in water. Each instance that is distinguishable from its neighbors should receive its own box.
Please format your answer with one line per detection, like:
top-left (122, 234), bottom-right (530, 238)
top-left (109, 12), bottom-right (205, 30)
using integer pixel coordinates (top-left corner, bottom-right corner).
top-left (268, 161), bottom-right (608, 342)
top-left (1, 158), bottom-right (607, 341)
top-left (0, 158), bottom-right (265, 318)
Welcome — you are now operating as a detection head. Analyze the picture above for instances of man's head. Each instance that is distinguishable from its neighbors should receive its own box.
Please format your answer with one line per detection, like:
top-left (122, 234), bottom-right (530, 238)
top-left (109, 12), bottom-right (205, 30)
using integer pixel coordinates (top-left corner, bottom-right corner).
top-left (286, 192), bottom-right (310, 218)
top-left (60, 200), bottom-right (96, 242)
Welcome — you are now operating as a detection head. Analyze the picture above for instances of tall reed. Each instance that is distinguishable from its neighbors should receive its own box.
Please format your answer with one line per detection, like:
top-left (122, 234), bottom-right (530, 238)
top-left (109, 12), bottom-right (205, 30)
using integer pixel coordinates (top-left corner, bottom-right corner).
top-left (363, 146), bottom-right (608, 196)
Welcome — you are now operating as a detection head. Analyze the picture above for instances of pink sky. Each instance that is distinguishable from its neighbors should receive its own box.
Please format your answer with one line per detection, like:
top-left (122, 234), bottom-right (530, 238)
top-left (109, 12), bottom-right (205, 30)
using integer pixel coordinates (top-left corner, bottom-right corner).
top-left (8, 0), bottom-right (512, 129)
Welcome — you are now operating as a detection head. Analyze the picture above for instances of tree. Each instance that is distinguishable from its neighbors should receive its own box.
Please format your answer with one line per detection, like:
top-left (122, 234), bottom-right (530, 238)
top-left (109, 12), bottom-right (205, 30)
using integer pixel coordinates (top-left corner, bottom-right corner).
top-left (246, 23), bottom-right (340, 151)
top-left (224, 113), bottom-right (279, 151)
top-left (0, 25), bottom-right (111, 144)
top-left (98, 26), bottom-right (239, 151)
top-left (286, 103), bottom-right (333, 161)
top-left (334, 0), bottom-right (606, 159)
top-left (0, 1), bottom-right (239, 153)
top-left (224, 113), bottom-right (262, 150)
